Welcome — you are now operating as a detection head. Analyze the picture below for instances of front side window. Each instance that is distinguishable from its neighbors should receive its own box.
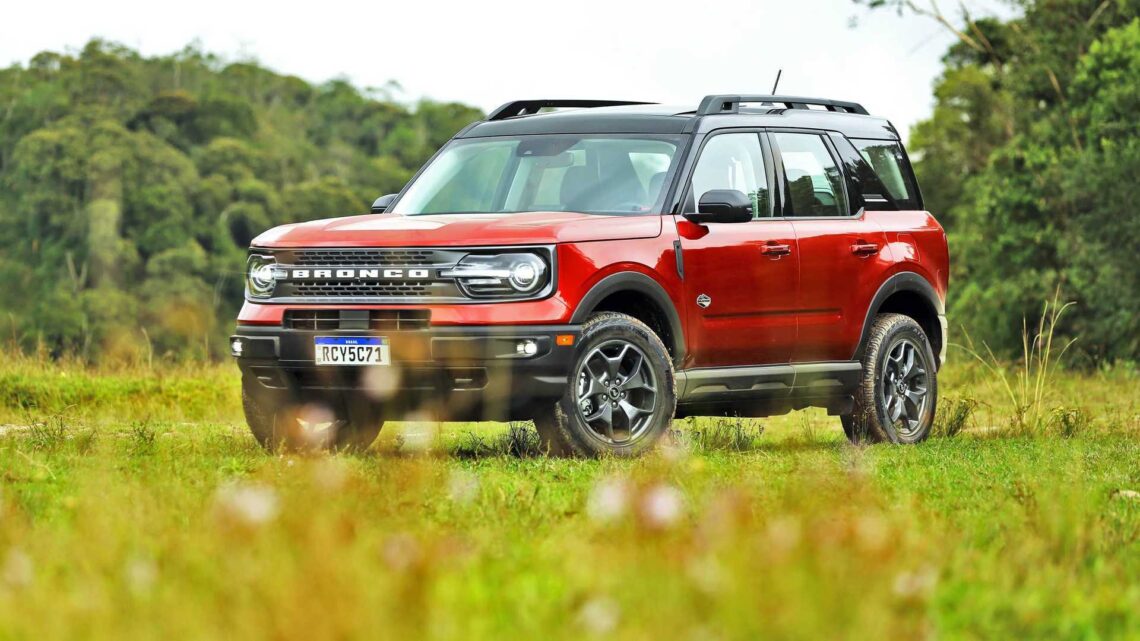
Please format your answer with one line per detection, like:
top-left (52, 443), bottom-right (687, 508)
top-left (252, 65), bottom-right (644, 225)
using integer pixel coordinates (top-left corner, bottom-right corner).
top-left (391, 135), bottom-right (681, 216)
top-left (687, 133), bottom-right (771, 218)
top-left (772, 132), bottom-right (848, 217)
top-left (851, 139), bottom-right (920, 209)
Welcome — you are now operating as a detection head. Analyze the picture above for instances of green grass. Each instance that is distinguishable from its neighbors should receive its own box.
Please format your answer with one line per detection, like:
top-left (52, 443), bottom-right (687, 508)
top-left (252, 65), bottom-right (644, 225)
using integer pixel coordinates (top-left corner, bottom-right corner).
top-left (0, 355), bottom-right (1138, 640)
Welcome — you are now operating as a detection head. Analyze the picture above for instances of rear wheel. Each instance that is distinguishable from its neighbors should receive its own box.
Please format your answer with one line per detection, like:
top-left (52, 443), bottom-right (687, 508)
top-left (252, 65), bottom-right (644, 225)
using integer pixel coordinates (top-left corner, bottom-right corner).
top-left (843, 313), bottom-right (937, 444)
top-left (242, 382), bottom-right (383, 453)
top-left (533, 312), bottom-right (676, 457)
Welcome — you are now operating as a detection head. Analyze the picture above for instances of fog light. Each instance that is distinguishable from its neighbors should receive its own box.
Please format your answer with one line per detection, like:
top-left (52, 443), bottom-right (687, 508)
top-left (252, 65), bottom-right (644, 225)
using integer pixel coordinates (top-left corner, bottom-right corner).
top-left (516, 340), bottom-right (538, 356)
top-left (231, 338), bottom-right (243, 357)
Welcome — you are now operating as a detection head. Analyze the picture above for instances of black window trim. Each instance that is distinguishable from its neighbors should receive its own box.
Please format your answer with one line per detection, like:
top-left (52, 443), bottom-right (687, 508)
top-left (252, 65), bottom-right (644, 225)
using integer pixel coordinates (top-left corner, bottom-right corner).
top-left (674, 127), bottom-right (784, 221)
top-left (766, 127), bottom-right (860, 220)
top-left (827, 131), bottom-right (901, 212)
top-left (848, 136), bottom-right (924, 211)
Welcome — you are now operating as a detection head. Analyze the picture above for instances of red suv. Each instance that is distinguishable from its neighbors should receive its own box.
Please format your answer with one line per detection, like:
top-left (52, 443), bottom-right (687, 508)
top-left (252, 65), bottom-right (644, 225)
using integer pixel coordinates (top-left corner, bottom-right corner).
top-left (231, 95), bottom-right (948, 456)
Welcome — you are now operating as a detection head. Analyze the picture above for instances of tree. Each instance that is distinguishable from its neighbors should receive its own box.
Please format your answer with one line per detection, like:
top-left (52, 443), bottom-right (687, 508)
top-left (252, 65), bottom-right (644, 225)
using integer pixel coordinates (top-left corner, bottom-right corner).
top-left (0, 40), bottom-right (484, 362)
top-left (857, 1), bottom-right (1140, 362)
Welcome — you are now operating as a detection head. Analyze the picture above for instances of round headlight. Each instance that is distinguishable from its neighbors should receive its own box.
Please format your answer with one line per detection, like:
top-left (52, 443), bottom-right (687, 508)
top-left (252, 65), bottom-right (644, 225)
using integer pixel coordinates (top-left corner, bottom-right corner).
top-left (442, 252), bottom-right (549, 298)
top-left (509, 258), bottom-right (542, 291)
top-left (246, 254), bottom-right (277, 298)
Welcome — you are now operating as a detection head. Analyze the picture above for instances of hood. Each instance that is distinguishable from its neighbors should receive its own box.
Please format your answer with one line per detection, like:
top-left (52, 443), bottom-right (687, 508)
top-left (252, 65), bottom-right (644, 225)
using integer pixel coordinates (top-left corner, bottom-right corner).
top-left (251, 211), bottom-right (662, 248)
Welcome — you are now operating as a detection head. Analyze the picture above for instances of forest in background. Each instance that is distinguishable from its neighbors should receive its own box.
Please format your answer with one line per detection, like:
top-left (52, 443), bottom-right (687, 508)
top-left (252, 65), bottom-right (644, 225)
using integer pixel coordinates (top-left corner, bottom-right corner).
top-left (0, 42), bottom-right (482, 361)
top-left (1, 0), bottom-right (1138, 364)
top-left (887, 0), bottom-right (1140, 364)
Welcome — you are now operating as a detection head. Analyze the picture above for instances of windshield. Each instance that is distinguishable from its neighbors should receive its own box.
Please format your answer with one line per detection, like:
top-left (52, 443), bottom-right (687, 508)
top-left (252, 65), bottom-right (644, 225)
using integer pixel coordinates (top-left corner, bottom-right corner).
top-left (391, 135), bottom-right (681, 216)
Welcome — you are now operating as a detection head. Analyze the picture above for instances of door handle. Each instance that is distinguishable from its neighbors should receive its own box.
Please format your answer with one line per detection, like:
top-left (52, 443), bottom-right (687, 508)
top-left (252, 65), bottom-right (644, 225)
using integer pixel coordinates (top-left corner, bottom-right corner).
top-left (760, 242), bottom-right (792, 257)
top-left (851, 241), bottom-right (880, 257)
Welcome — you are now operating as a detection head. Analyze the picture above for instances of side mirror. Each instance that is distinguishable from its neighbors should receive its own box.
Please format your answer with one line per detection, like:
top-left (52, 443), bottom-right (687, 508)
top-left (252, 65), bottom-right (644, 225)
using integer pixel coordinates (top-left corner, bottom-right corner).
top-left (370, 194), bottom-right (398, 213)
top-left (685, 190), bottom-right (753, 224)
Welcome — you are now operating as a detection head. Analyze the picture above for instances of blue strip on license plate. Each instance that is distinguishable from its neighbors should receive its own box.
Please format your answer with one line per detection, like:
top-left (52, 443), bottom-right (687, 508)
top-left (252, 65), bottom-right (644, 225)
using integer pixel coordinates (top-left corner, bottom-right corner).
top-left (315, 337), bottom-right (385, 346)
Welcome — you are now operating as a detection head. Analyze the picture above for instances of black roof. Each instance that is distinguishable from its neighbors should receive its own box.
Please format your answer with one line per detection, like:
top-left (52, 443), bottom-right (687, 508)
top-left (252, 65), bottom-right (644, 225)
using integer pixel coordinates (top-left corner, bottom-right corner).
top-left (459, 96), bottom-right (900, 140)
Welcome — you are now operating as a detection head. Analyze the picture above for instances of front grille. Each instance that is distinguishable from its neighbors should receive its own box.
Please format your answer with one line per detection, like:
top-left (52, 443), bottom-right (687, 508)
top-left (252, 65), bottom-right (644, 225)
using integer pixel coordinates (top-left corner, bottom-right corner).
top-left (291, 281), bottom-right (436, 298)
top-left (268, 247), bottom-right (468, 301)
top-left (285, 249), bottom-right (444, 266)
top-left (285, 309), bottom-right (431, 331)
top-left (258, 246), bottom-right (552, 303)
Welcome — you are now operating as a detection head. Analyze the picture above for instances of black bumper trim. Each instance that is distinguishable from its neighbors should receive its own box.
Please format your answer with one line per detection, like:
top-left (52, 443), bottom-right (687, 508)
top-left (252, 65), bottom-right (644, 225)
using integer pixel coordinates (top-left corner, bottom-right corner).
top-left (231, 324), bottom-right (581, 422)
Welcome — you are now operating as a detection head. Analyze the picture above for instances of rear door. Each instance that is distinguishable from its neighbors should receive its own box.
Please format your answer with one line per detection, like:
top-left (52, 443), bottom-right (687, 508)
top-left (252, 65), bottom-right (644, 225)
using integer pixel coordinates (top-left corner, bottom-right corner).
top-left (768, 130), bottom-right (890, 363)
top-left (675, 130), bottom-right (799, 368)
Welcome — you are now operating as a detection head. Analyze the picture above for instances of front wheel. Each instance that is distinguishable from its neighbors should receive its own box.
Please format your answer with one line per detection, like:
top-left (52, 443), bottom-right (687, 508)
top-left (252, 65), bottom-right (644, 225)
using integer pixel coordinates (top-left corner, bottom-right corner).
top-left (843, 313), bottom-right (938, 444)
top-left (534, 312), bottom-right (676, 457)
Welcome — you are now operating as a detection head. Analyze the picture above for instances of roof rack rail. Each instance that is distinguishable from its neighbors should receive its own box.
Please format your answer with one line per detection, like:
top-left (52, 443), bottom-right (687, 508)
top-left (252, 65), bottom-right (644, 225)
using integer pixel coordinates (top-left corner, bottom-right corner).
top-left (486, 99), bottom-right (655, 121)
top-left (696, 94), bottom-right (869, 116)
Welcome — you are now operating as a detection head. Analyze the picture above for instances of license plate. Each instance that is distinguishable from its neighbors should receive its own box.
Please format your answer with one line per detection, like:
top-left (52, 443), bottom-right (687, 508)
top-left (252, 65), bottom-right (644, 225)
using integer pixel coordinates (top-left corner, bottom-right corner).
top-left (314, 337), bottom-right (390, 366)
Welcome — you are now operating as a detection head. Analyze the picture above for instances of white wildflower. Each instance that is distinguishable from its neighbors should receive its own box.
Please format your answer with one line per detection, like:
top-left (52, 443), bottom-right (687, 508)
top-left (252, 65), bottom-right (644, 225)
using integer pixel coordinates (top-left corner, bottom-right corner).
top-left (312, 457), bottom-right (348, 492)
top-left (577, 596), bottom-right (620, 635)
top-left (854, 514), bottom-right (890, 552)
top-left (2, 548), bottom-right (34, 588)
top-left (447, 470), bottom-right (480, 504)
top-left (124, 555), bottom-right (158, 595)
top-left (381, 533), bottom-right (422, 573)
top-left (764, 516), bottom-right (801, 558)
top-left (639, 483), bottom-right (684, 529)
top-left (361, 365), bottom-right (401, 401)
top-left (587, 477), bottom-right (631, 524)
top-left (214, 482), bottom-right (280, 527)
top-left (893, 566), bottom-right (938, 599)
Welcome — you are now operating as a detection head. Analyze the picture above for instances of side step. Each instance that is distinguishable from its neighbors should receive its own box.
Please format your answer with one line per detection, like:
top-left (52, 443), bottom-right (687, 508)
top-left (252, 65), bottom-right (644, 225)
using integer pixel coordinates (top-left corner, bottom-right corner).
top-left (674, 361), bottom-right (861, 418)
top-left (675, 361), bottom-right (861, 400)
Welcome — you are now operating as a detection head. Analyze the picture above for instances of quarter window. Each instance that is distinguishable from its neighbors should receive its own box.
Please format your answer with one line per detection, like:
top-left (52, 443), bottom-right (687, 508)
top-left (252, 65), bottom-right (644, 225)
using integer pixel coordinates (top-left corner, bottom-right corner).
top-left (687, 133), bottom-right (771, 218)
top-left (772, 133), bottom-right (848, 217)
top-left (851, 139), bottom-right (920, 209)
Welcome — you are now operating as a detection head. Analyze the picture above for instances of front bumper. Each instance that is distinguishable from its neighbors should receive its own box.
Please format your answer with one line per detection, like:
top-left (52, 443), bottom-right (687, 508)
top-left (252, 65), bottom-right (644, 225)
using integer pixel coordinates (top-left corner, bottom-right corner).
top-left (231, 323), bottom-right (581, 422)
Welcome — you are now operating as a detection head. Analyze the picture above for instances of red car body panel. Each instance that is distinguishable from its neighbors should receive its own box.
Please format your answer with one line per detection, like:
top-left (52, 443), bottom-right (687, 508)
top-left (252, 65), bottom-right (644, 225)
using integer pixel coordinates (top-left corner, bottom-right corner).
top-left (790, 213), bottom-right (893, 362)
top-left (872, 210), bottom-right (950, 303)
top-left (673, 215), bottom-right (799, 368)
top-left (239, 215), bottom-right (683, 333)
top-left (251, 211), bottom-right (663, 248)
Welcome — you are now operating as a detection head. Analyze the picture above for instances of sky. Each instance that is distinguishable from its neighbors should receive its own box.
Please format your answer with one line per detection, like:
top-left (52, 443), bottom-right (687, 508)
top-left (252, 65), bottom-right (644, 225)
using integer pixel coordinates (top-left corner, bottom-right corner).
top-left (0, 0), bottom-right (1012, 141)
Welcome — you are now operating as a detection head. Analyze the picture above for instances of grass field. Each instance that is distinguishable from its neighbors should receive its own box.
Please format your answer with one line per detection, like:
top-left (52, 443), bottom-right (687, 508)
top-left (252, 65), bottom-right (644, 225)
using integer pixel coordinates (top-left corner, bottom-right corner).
top-left (1, 354), bottom-right (1138, 640)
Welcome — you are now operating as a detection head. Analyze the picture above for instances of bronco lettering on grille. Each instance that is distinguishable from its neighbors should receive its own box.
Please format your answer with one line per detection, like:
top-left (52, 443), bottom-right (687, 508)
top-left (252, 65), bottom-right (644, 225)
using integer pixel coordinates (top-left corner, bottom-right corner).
top-left (287, 268), bottom-right (433, 279)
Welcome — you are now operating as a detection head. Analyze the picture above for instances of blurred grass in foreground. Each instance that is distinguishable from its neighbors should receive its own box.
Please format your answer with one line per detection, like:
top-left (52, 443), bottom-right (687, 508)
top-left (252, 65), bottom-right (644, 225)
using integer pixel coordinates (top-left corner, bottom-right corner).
top-left (0, 356), bottom-right (1138, 639)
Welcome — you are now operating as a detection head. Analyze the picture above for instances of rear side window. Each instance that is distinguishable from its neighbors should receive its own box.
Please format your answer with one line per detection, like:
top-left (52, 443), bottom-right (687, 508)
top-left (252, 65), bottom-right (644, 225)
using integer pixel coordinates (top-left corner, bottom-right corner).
top-left (851, 139), bottom-right (920, 210)
top-left (771, 132), bottom-right (848, 217)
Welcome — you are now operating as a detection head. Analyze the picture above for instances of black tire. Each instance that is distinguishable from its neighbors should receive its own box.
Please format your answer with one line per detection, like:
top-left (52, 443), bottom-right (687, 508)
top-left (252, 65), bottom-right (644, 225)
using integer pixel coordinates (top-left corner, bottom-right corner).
top-left (242, 382), bottom-right (383, 453)
top-left (533, 312), bottom-right (676, 457)
top-left (531, 408), bottom-right (577, 456)
top-left (843, 313), bottom-right (938, 445)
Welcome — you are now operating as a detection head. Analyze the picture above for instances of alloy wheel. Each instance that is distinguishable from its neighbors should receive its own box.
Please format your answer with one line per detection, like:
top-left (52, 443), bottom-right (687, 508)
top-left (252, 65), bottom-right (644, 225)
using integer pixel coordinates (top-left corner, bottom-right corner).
top-left (880, 338), bottom-right (930, 438)
top-left (574, 339), bottom-right (659, 445)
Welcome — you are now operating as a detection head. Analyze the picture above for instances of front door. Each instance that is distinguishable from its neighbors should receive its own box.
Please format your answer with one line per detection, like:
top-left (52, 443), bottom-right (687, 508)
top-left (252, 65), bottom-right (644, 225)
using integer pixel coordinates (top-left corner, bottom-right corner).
top-left (676, 131), bottom-right (798, 368)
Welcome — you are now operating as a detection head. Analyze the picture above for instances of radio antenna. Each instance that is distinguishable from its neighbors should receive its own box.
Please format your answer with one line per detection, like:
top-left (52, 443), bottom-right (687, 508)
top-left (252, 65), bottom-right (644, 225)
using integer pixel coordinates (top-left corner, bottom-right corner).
top-left (771, 69), bottom-right (783, 94)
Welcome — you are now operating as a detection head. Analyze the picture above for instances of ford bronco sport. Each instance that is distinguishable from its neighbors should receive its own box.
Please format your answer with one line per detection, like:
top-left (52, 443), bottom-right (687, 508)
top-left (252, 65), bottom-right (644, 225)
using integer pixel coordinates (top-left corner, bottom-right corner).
top-left (232, 95), bottom-right (948, 456)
